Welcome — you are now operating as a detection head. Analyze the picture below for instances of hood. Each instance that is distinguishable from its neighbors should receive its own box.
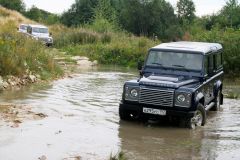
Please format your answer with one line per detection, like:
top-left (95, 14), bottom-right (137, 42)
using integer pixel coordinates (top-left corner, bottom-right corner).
top-left (32, 33), bottom-right (50, 38)
top-left (139, 75), bottom-right (199, 88)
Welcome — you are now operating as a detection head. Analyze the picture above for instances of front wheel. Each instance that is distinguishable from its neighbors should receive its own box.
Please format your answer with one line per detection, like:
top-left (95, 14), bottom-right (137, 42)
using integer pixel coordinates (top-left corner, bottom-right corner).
top-left (186, 104), bottom-right (206, 129)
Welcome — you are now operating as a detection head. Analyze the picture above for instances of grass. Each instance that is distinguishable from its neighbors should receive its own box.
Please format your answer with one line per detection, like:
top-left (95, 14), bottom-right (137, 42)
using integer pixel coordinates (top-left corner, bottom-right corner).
top-left (110, 152), bottom-right (127, 160)
top-left (0, 20), bottom-right (62, 79)
top-left (0, 6), bottom-right (33, 25)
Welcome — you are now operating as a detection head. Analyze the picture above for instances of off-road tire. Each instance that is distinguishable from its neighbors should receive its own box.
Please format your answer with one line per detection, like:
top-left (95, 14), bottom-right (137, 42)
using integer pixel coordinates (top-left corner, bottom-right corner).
top-left (186, 104), bottom-right (206, 129)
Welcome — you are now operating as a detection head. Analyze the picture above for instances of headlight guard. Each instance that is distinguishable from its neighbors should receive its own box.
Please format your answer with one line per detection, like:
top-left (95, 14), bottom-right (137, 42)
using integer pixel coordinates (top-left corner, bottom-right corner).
top-left (175, 92), bottom-right (192, 107)
top-left (124, 85), bottom-right (139, 101)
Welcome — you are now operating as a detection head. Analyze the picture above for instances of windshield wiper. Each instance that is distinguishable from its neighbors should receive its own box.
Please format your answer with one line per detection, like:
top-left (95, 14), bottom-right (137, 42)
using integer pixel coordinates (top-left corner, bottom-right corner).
top-left (172, 64), bottom-right (185, 68)
top-left (151, 62), bottom-right (162, 66)
top-left (172, 65), bottom-right (190, 72)
top-left (151, 63), bottom-right (169, 70)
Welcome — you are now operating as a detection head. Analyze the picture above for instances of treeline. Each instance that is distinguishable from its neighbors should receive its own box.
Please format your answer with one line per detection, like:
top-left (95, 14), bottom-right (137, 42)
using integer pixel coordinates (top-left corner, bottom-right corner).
top-left (60, 0), bottom-right (188, 41)
top-left (2, 0), bottom-right (240, 40)
top-left (54, 0), bottom-right (240, 41)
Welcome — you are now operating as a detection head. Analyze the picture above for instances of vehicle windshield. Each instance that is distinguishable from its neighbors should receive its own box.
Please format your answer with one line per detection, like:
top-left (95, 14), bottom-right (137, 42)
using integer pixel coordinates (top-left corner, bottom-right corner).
top-left (20, 25), bottom-right (27, 30)
top-left (32, 27), bottom-right (49, 34)
top-left (146, 51), bottom-right (203, 71)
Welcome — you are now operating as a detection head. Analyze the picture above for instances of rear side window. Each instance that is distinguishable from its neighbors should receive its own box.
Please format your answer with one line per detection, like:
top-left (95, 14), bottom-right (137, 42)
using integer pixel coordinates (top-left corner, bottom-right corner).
top-left (205, 54), bottom-right (214, 76)
top-left (214, 52), bottom-right (222, 69)
top-left (204, 57), bottom-right (208, 76)
top-left (209, 54), bottom-right (214, 73)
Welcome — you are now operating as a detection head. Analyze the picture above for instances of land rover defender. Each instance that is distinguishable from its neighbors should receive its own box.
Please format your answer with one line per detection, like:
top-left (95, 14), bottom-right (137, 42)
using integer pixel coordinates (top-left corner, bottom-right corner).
top-left (119, 42), bottom-right (224, 129)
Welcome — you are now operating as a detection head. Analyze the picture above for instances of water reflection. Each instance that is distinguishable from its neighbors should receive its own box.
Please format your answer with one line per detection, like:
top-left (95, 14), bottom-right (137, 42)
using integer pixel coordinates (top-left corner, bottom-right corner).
top-left (119, 98), bottom-right (240, 160)
top-left (119, 121), bottom-right (205, 160)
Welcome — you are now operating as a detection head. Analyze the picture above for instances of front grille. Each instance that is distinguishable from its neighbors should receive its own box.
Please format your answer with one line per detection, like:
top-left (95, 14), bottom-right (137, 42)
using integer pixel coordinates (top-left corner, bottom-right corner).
top-left (39, 37), bottom-right (52, 43)
top-left (139, 87), bottom-right (174, 107)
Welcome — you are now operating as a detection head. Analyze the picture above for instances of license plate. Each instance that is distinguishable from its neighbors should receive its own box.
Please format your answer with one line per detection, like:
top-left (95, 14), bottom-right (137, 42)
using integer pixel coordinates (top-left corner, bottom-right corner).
top-left (143, 108), bottom-right (166, 116)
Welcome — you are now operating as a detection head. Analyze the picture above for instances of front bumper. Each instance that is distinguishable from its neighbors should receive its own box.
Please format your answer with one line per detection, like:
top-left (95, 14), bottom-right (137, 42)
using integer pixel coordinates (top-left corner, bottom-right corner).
top-left (119, 102), bottom-right (195, 118)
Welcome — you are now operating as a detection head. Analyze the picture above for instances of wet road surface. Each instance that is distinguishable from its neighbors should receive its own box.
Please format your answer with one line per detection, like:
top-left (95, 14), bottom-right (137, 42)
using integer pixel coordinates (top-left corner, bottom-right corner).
top-left (0, 66), bottom-right (240, 160)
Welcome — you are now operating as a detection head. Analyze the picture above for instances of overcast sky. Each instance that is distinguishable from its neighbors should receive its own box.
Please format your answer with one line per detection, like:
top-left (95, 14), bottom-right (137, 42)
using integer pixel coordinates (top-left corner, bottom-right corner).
top-left (23, 0), bottom-right (227, 16)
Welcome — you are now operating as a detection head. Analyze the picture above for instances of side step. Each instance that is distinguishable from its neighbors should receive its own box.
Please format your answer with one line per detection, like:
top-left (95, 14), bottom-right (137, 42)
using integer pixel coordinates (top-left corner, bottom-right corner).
top-left (205, 102), bottom-right (215, 111)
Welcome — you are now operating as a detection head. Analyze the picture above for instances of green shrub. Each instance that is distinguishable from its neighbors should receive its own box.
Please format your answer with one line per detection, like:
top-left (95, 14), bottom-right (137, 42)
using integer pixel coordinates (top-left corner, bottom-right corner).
top-left (51, 25), bottom-right (106, 48)
top-left (62, 33), bottom-right (157, 67)
top-left (190, 27), bottom-right (240, 75)
top-left (88, 17), bottom-right (116, 33)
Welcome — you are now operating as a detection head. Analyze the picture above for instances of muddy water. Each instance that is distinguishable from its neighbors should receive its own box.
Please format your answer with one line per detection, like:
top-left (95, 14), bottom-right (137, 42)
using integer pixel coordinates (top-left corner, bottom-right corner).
top-left (0, 66), bottom-right (240, 160)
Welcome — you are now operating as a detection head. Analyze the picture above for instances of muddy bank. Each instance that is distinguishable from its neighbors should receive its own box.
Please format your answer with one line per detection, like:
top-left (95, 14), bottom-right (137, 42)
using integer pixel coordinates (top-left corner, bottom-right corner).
top-left (0, 74), bottom-right (38, 91)
top-left (0, 55), bottom-right (98, 92)
top-left (0, 104), bottom-right (47, 128)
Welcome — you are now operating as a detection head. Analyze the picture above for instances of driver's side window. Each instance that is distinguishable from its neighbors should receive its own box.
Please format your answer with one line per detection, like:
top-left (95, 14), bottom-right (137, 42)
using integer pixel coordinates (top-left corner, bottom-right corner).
top-left (204, 56), bottom-right (208, 76)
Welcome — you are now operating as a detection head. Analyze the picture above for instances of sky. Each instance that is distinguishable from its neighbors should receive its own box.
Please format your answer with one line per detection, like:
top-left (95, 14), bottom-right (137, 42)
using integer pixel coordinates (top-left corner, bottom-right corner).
top-left (23, 0), bottom-right (227, 16)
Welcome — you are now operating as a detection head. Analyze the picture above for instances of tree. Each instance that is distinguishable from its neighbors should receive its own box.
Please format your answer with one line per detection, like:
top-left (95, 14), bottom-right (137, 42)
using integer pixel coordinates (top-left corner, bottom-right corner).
top-left (203, 0), bottom-right (240, 29)
top-left (24, 6), bottom-right (60, 25)
top-left (177, 0), bottom-right (196, 24)
top-left (25, 6), bottom-right (42, 22)
top-left (220, 0), bottom-right (240, 28)
top-left (0, 0), bottom-right (25, 12)
top-left (90, 0), bottom-right (118, 32)
top-left (119, 0), bottom-right (180, 40)
top-left (94, 0), bottom-right (116, 23)
top-left (61, 0), bottom-right (98, 26)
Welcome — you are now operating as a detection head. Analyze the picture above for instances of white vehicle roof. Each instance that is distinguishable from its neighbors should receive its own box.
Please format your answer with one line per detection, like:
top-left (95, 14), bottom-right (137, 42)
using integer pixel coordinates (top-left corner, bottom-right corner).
top-left (19, 24), bottom-right (28, 26)
top-left (28, 24), bottom-right (48, 29)
top-left (152, 41), bottom-right (223, 54)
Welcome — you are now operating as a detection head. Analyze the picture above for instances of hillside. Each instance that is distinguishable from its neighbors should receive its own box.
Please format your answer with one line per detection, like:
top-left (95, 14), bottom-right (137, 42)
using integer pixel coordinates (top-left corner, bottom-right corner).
top-left (0, 6), bottom-right (62, 90)
top-left (0, 6), bottom-right (34, 25)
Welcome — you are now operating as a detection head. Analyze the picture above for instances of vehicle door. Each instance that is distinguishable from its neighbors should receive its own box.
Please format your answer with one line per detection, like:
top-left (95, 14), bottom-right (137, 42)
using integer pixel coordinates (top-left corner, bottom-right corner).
top-left (204, 54), bottom-right (215, 105)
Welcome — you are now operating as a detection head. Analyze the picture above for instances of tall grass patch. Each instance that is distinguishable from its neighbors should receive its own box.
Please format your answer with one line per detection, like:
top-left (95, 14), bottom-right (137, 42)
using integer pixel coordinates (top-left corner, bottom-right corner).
top-left (62, 32), bottom-right (158, 67)
top-left (50, 25), bottom-right (103, 48)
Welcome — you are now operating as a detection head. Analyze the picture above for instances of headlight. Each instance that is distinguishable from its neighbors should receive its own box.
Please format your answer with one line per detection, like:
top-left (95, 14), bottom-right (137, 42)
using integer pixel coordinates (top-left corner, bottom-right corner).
top-left (130, 89), bottom-right (138, 97)
top-left (124, 86), bottom-right (139, 101)
top-left (177, 94), bottom-right (186, 103)
top-left (175, 92), bottom-right (191, 107)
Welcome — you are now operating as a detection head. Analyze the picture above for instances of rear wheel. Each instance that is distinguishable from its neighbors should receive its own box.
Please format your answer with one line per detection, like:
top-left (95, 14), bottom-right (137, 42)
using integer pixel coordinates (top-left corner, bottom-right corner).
top-left (186, 104), bottom-right (206, 129)
top-left (211, 90), bottom-right (221, 111)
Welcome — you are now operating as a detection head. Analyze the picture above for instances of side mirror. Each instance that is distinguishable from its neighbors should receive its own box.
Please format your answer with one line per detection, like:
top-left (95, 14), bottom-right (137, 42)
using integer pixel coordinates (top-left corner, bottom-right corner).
top-left (137, 61), bottom-right (144, 77)
top-left (17, 27), bottom-right (19, 30)
top-left (137, 61), bottom-right (143, 71)
top-left (50, 32), bottom-right (52, 36)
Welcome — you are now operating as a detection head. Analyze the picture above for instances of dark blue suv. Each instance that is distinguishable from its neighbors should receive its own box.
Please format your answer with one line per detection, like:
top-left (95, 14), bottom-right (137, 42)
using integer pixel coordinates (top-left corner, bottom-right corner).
top-left (119, 42), bottom-right (224, 129)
